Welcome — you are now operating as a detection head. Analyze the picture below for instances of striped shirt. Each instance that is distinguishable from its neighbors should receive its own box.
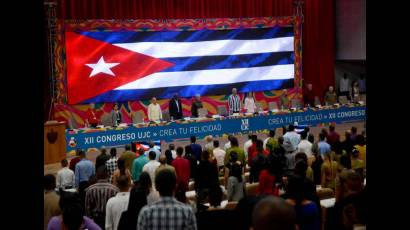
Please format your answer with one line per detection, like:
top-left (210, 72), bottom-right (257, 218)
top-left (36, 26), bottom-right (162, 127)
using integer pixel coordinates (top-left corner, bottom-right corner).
top-left (105, 157), bottom-right (118, 183)
top-left (85, 180), bottom-right (119, 220)
top-left (137, 197), bottom-right (197, 230)
top-left (228, 94), bottom-right (241, 114)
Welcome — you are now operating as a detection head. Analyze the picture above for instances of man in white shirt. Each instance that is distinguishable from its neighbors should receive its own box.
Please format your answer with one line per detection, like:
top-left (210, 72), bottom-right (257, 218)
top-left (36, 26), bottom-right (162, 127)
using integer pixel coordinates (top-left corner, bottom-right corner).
top-left (243, 134), bottom-right (253, 159)
top-left (339, 73), bottom-right (350, 98)
top-left (297, 131), bottom-right (313, 158)
top-left (283, 124), bottom-right (301, 152)
top-left (212, 140), bottom-right (226, 170)
top-left (105, 175), bottom-right (130, 230)
top-left (56, 159), bottom-right (75, 189)
top-left (144, 142), bottom-right (162, 160)
top-left (142, 151), bottom-right (161, 188)
top-left (148, 97), bottom-right (162, 122)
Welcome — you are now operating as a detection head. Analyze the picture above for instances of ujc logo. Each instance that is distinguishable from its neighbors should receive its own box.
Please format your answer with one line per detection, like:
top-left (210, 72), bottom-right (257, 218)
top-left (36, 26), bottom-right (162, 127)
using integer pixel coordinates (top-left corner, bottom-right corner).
top-left (241, 119), bottom-right (249, 131)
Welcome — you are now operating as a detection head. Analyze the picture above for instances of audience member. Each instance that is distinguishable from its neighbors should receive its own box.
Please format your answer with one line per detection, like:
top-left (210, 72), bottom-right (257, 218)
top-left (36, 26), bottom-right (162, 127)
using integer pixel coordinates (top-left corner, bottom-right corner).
top-left (95, 148), bottom-right (110, 170)
top-left (85, 166), bottom-right (119, 229)
top-left (265, 129), bottom-right (279, 154)
top-left (318, 133), bottom-right (331, 156)
top-left (321, 152), bottom-right (338, 190)
top-left (297, 131), bottom-right (313, 158)
top-left (120, 144), bottom-right (136, 172)
top-left (144, 142), bottom-right (161, 161)
top-left (164, 149), bottom-right (174, 165)
top-left (169, 144), bottom-right (177, 159)
top-left (224, 137), bottom-right (246, 166)
top-left (294, 152), bottom-right (314, 182)
top-left (341, 130), bottom-right (354, 155)
top-left (212, 140), bottom-right (226, 172)
top-left (44, 174), bottom-right (61, 230)
top-left (112, 158), bottom-right (132, 186)
top-left (354, 135), bottom-right (366, 167)
top-left (155, 155), bottom-right (176, 175)
top-left (351, 149), bottom-right (365, 179)
top-left (172, 146), bottom-right (191, 192)
top-left (227, 163), bottom-right (245, 201)
top-left (56, 159), bottom-right (75, 190)
top-left (283, 124), bottom-right (301, 152)
top-left (137, 169), bottom-right (197, 230)
top-left (335, 155), bottom-right (355, 202)
top-left (142, 151), bottom-right (161, 189)
top-left (258, 160), bottom-right (280, 196)
top-left (204, 135), bottom-right (214, 152)
top-left (105, 148), bottom-right (118, 183)
top-left (105, 175), bottom-right (130, 230)
top-left (184, 145), bottom-right (198, 179)
top-left (75, 150), bottom-right (95, 203)
top-left (244, 134), bottom-right (253, 159)
top-left (189, 136), bottom-right (203, 162)
top-left (350, 126), bottom-right (358, 144)
top-left (131, 148), bottom-right (149, 183)
top-left (224, 134), bottom-right (234, 151)
top-left (208, 184), bottom-right (224, 210)
top-left (195, 150), bottom-right (220, 207)
top-left (252, 196), bottom-right (297, 230)
top-left (69, 148), bottom-right (82, 171)
top-left (250, 140), bottom-right (269, 183)
top-left (327, 125), bottom-right (341, 148)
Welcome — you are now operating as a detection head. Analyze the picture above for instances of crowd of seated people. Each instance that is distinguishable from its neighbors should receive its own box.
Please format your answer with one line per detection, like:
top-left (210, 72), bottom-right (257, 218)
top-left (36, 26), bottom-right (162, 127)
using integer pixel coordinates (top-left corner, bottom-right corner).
top-left (44, 124), bottom-right (366, 230)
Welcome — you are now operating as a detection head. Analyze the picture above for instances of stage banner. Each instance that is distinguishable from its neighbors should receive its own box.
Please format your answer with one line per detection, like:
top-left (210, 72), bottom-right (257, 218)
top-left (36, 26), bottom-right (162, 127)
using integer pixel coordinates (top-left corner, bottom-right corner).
top-left (66, 106), bottom-right (366, 151)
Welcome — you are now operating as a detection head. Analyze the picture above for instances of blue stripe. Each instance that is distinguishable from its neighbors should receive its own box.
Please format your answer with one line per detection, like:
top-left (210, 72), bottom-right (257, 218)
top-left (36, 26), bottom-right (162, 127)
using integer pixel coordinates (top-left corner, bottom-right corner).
top-left (80, 27), bottom-right (293, 43)
top-left (82, 79), bottom-right (294, 103)
top-left (161, 52), bottom-right (294, 72)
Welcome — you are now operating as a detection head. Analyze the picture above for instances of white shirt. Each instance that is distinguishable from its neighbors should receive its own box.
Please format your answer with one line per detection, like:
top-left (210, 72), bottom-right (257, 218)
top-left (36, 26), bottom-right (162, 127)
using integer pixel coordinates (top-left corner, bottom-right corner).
top-left (243, 139), bottom-right (253, 159)
top-left (171, 150), bottom-right (177, 159)
top-left (224, 141), bottom-right (231, 151)
top-left (204, 142), bottom-right (214, 151)
top-left (148, 103), bottom-right (162, 121)
top-left (213, 147), bottom-right (226, 167)
top-left (142, 160), bottom-right (161, 187)
top-left (56, 167), bottom-right (75, 189)
top-left (147, 189), bottom-right (160, 205)
top-left (340, 78), bottom-right (349, 92)
top-left (105, 192), bottom-right (130, 230)
top-left (297, 140), bottom-right (313, 157)
top-left (263, 137), bottom-right (269, 150)
top-left (244, 97), bottom-right (256, 113)
top-left (283, 131), bottom-right (301, 152)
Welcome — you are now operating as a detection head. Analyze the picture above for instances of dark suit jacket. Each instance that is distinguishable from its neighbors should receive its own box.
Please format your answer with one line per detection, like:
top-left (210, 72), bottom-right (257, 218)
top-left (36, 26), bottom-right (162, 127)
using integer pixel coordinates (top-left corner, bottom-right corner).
top-left (169, 98), bottom-right (183, 119)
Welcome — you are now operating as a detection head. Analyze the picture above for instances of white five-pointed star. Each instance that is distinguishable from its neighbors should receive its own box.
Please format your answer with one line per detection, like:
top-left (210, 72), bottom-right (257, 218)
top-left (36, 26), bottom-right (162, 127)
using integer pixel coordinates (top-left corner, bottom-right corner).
top-left (85, 56), bottom-right (119, 77)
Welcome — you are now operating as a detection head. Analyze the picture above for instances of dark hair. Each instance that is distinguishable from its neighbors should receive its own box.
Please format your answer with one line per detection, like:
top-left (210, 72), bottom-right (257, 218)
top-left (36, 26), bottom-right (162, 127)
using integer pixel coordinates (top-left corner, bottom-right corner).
top-left (319, 133), bottom-right (326, 141)
top-left (138, 172), bottom-right (152, 194)
top-left (138, 148), bottom-right (145, 156)
top-left (148, 151), bottom-right (156, 160)
top-left (59, 192), bottom-right (84, 230)
top-left (61, 159), bottom-right (68, 167)
top-left (213, 140), bottom-right (220, 148)
top-left (209, 184), bottom-right (223, 207)
top-left (78, 150), bottom-right (86, 157)
top-left (117, 158), bottom-right (126, 175)
top-left (340, 154), bottom-right (352, 169)
top-left (252, 196), bottom-right (296, 230)
top-left (278, 136), bottom-right (284, 145)
top-left (300, 131), bottom-right (307, 140)
top-left (352, 149), bottom-right (359, 158)
top-left (269, 129), bottom-right (276, 137)
top-left (110, 148), bottom-right (117, 157)
top-left (117, 175), bottom-right (130, 190)
top-left (351, 126), bottom-right (357, 134)
top-left (176, 146), bottom-right (184, 156)
top-left (201, 150), bottom-right (210, 161)
top-left (294, 159), bottom-right (308, 178)
top-left (356, 135), bottom-right (366, 146)
top-left (228, 135), bottom-right (235, 142)
top-left (231, 137), bottom-right (239, 147)
top-left (190, 136), bottom-right (197, 143)
top-left (256, 139), bottom-right (264, 153)
top-left (308, 134), bottom-right (314, 143)
top-left (149, 142), bottom-right (155, 148)
top-left (295, 152), bottom-right (308, 163)
top-left (101, 148), bottom-right (107, 155)
top-left (329, 125), bottom-right (335, 132)
top-left (169, 144), bottom-right (175, 150)
top-left (125, 144), bottom-right (131, 151)
top-left (321, 128), bottom-right (328, 136)
top-left (231, 163), bottom-right (243, 183)
top-left (288, 124), bottom-right (295, 131)
top-left (165, 150), bottom-right (173, 165)
top-left (251, 135), bottom-right (258, 143)
top-left (44, 174), bottom-right (56, 190)
top-left (155, 169), bottom-right (177, 196)
top-left (286, 176), bottom-right (308, 206)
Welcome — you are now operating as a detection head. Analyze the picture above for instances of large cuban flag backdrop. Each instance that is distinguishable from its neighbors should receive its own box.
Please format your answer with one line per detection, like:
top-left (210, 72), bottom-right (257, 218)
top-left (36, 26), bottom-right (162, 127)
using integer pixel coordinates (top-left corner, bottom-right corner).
top-left (64, 18), bottom-right (297, 105)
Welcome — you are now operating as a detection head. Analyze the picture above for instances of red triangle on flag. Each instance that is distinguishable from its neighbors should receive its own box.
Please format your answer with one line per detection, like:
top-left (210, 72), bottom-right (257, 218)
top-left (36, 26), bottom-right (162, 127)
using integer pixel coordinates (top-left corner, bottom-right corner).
top-left (65, 32), bottom-right (175, 104)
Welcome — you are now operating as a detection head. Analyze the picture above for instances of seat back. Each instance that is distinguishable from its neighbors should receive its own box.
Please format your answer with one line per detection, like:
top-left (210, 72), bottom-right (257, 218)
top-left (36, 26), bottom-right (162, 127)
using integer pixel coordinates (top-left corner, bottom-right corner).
top-left (162, 110), bottom-right (170, 121)
top-left (314, 96), bottom-right (321, 106)
top-left (255, 102), bottom-right (263, 112)
top-left (338, 96), bottom-right (348, 104)
top-left (217, 105), bottom-right (228, 116)
top-left (198, 108), bottom-right (208, 118)
top-left (291, 98), bottom-right (301, 109)
top-left (268, 101), bottom-right (279, 111)
top-left (245, 182), bottom-right (259, 196)
top-left (131, 111), bottom-right (144, 124)
top-left (360, 94), bottom-right (366, 103)
top-left (100, 114), bottom-right (113, 127)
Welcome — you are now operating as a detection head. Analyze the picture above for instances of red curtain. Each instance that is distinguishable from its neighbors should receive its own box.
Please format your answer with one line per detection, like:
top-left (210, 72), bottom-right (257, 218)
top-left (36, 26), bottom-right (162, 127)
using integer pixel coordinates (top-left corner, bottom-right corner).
top-left (55, 0), bottom-right (334, 100)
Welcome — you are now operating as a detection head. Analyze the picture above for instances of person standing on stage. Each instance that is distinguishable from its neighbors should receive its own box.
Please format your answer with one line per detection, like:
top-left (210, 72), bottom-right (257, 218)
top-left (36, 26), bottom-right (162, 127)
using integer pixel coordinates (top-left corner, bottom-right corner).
top-left (191, 94), bottom-right (203, 118)
top-left (148, 97), bottom-right (162, 122)
top-left (111, 103), bottom-right (122, 127)
top-left (303, 83), bottom-right (316, 107)
top-left (228, 88), bottom-right (241, 115)
top-left (324, 85), bottom-right (337, 105)
top-left (244, 92), bottom-right (257, 113)
top-left (169, 93), bottom-right (183, 120)
top-left (85, 103), bottom-right (99, 128)
top-left (339, 73), bottom-right (350, 99)
top-left (280, 89), bottom-right (291, 109)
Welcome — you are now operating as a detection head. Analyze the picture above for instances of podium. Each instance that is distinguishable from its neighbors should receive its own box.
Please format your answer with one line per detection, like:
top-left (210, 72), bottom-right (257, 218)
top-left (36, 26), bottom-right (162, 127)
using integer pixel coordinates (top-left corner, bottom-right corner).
top-left (44, 121), bottom-right (67, 165)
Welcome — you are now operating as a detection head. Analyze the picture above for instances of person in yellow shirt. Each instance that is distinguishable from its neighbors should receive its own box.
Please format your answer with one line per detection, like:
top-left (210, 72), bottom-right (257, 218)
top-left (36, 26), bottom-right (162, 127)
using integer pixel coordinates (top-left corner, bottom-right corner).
top-left (321, 151), bottom-right (338, 190)
top-left (353, 135), bottom-right (366, 168)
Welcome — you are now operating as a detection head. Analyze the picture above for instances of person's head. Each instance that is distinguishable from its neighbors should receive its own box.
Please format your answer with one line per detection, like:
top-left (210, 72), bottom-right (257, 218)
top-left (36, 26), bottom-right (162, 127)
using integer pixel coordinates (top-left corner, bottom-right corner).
top-left (209, 184), bottom-right (223, 207)
top-left (44, 174), bottom-right (56, 191)
top-left (205, 135), bottom-right (213, 143)
top-left (173, 93), bottom-right (179, 99)
top-left (356, 135), bottom-right (365, 146)
top-left (116, 175), bottom-right (130, 192)
top-left (138, 148), bottom-right (145, 157)
top-left (96, 165), bottom-right (108, 180)
top-left (231, 163), bottom-right (243, 183)
top-left (323, 151), bottom-right (332, 161)
top-left (351, 126), bottom-right (357, 134)
top-left (61, 159), bottom-right (68, 168)
top-left (295, 152), bottom-right (308, 163)
top-left (147, 142), bottom-right (154, 149)
top-left (321, 128), bottom-right (328, 136)
top-left (329, 125), bottom-right (335, 132)
top-left (319, 132), bottom-right (326, 141)
top-left (169, 143), bottom-right (175, 150)
top-left (228, 134), bottom-right (235, 142)
top-left (343, 73), bottom-right (347, 79)
top-left (113, 103), bottom-right (119, 110)
top-left (247, 92), bottom-right (253, 98)
top-left (269, 129), bottom-right (276, 138)
top-left (110, 148), bottom-right (117, 157)
top-left (125, 144), bottom-right (131, 151)
top-left (165, 149), bottom-right (173, 159)
top-left (201, 150), bottom-right (210, 161)
top-left (155, 168), bottom-right (177, 197)
top-left (148, 151), bottom-right (156, 160)
top-left (230, 137), bottom-right (239, 147)
top-left (294, 159), bottom-right (308, 178)
top-left (286, 176), bottom-right (307, 205)
top-left (340, 154), bottom-right (352, 169)
top-left (138, 172), bottom-right (152, 193)
top-left (354, 81), bottom-right (359, 87)
top-left (78, 150), bottom-right (86, 159)
top-left (211, 140), bottom-right (219, 149)
top-left (232, 88), bottom-right (237, 95)
top-left (59, 192), bottom-right (85, 230)
top-left (151, 97), bottom-right (157, 104)
top-left (251, 134), bottom-right (258, 143)
top-left (159, 155), bottom-right (167, 165)
top-left (252, 196), bottom-right (296, 230)
top-left (352, 149), bottom-right (359, 159)
top-left (307, 83), bottom-right (312, 91)
top-left (300, 131), bottom-right (307, 140)
top-left (176, 146), bottom-right (184, 156)
top-left (282, 89), bottom-right (288, 96)
top-left (345, 130), bottom-right (352, 139)
top-left (329, 85), bottom-right (334, 92)
top-left (278, 136), bottom-right (284, 145)
top-left (288, 124), bottom-right (295, 132)
top-left (190, 136), bottom-right (197, 144)
top-left (256, 139), bottom-right (264, 153)
top-left (308, 133), bottom-right (314, 143)
top-left (195, 94), bottom-right (201, 101)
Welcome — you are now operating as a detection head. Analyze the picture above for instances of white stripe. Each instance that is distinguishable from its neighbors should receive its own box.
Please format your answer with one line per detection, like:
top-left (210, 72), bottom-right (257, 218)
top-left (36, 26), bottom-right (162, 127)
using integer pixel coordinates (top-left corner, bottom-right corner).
top-left (115, 65), bottom-right (294, 90)
top-left (113, 37), bottom-right (294, 58)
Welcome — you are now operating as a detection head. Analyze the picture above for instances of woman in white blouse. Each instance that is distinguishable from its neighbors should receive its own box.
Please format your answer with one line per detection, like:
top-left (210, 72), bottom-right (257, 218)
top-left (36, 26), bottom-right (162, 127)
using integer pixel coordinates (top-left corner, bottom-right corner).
top-left (244, 92), bottom-right (257, 113)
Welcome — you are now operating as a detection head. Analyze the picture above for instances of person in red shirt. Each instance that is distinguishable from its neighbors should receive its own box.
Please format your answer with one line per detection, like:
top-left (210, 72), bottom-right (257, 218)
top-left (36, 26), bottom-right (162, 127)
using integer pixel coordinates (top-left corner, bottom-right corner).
top-left (69, 148), bottom-right (82, 171)
top-left (327, 124), bottom-right (341, 148)
top-left (172, 146), bottom-right (191, 192)
top-left (247, 135), bottom-right (258, 166)
top-left (303, 83), bottom-right (316, 107)
top-left (85, 103), bottom-right (99, 128)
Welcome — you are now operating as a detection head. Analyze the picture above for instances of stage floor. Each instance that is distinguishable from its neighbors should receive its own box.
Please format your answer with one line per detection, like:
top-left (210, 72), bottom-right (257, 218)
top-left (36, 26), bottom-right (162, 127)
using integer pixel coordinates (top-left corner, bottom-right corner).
top-left (44, 121), bottom-right (365, 176)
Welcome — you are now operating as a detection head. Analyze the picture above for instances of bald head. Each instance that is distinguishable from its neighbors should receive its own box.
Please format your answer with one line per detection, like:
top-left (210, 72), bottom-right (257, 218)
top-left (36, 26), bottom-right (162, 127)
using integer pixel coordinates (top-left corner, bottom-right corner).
top-left (232, 88), bottom-right (237, 95)
top-left (252, 196), bottom-right (296, 230)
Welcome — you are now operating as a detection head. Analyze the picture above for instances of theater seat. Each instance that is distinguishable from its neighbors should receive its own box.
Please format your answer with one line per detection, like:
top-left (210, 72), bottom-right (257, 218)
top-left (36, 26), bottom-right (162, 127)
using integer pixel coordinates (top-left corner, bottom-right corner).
top-left (245, 182), bottom-right (259, 196)
top-left (317, 188), bottom-right (335, 200)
